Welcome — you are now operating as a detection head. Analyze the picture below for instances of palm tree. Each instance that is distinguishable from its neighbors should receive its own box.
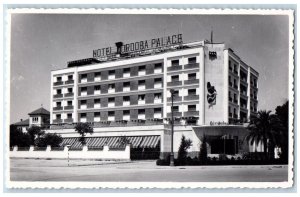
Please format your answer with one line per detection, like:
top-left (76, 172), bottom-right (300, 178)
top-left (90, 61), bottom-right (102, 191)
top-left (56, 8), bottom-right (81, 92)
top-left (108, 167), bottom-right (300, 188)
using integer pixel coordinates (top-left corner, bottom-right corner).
top-left (75, 122), bottom-right (94, 145)
top-left (245, 110), bottom-right (281, 159)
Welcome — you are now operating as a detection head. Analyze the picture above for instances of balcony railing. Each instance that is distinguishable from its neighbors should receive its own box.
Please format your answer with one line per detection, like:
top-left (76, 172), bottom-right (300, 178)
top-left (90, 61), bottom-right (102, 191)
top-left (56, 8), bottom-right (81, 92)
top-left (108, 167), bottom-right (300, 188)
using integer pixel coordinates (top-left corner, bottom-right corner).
top-left (184, 111), bottom-right (199, 117)
top-left (53, 106), bottom-right (63, 111)
top-left (64, 118), bottom-right (73, 123)
top-left (184, 79), bottom-right (199, 85)
top-left (53, 81), bottom-right (63, 86)
top-left (184, 63), bottom-right (199, 69)
top-left (65, 80), bottom-right (74, 85)
top-left (53, 94), bottom-right (63, 99)
top-left (184, 95), bottom-right (199, 101)
top-left (64, 92), bottom-right (74, 97)
top-left (64, 105), bottom-right (74, 110)
top-left (167, 81), bottom-right (182, 87)
top-left (53, 119), bottom-right (63, 123)
top-left (167, 65), bottom-right (182, 71)
top-left (167, 111), bottom-right (182, 117)
top-left (167, 96), bottom-right (182, 102)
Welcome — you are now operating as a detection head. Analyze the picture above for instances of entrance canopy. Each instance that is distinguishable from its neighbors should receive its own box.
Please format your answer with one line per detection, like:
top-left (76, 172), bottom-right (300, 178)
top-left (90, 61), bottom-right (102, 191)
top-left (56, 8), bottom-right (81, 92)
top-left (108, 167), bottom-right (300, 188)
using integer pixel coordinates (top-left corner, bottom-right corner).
top-left (60, 136), bottom-right (160, 150)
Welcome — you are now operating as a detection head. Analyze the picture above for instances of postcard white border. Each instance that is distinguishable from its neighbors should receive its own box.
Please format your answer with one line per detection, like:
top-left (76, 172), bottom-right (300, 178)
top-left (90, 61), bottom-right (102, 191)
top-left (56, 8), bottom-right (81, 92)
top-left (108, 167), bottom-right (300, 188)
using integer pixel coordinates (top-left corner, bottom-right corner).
top-left (4, 8), bottom-right (295, 189)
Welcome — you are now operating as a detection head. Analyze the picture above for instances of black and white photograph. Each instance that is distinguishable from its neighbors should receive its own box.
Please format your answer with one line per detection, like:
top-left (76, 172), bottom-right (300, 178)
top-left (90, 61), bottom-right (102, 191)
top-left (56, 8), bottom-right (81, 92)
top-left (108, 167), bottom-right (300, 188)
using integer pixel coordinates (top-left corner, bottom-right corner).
top-left (5, 8), bottom-right (294, 189)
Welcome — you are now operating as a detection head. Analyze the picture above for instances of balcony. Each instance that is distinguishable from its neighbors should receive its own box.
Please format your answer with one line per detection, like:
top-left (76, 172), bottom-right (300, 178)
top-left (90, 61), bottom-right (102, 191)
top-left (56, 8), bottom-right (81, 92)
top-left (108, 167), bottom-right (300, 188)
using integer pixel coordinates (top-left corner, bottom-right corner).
top-left (123, 101), bottom-right (130, 106)
top-left (64, 92), bottom-right (74, 97)
top-left (108, 102), bottom-right (115, 107)
top-left (184, 79), bottom-right (199, 85)
top-left (53, 81), bottom-right (63, 86)
top-left (80, 105), bottom-right (87, 110)
top-left (108, 116), bottom-right (115, 121)
top-left (184, 111), bottom-right (199, 117)
top-left (234, 70), bottom-right (238, 75)
top-left (154, 98), bottom-right (162, 104)
top-left (53, 94), bottom-right (63, 99)
top-left (95, 76), bottom-right (101, 81)
top-left (53, 119), bottom-right (63, 124)
top-left (234, 85), bottom-right (238, 90)
top-left (138, 114), bottom-right (146, 120)
top-left (108, 75), bottom-right (115, 80)
top-left (154, 68), bottom-right (163, 74)
top-left (241, 104), bottom-right (247, 109)
top-left (234, 99), bottom-right (238, 104)
top-left (138, 100), bottom-right (145, 105)
top-left (138, 85), bottom-right (146, 90)
top-left (108, 88), bottom-right (115, 94)
top-left (167, 81), bottom-right (182, 87)
top-left (167, 111), bottom-right (182, 117)
top-left (184, 94), bottom-right (199, 101)
top-left (94, 117), bottom-right (101, 122)
top-left (64, 118), bottom-right (73, 123)
top-left (123, 72), bottom-right (130, 78)
top-left (64, 106), bottom-right (74, 110)
top-left (154, 83), bottom-right (163, 88)
top-left (94, 103), bottom-right (101, 108)
top-left (184, 63), bottom-right (199, 69)
top-left (123, 115), bottom-right (130, 121)
top-left (138, 70), bottom-right (146, 76)
top-left (167, 65), bottom-right (182, 71)
top-left (80, 118), bottom-right (87, 123)
top-left (81, 78), bottom-right (87, 83)
top-left (167, 96), bottom-right (182, 102)
top-left (80, 91), bottom-right (87, 96)
top-left (53, 106), bottom-right (63, 111)
top-left (229, 97), bottom-right (233, 102)
top-left (154, 113), bottom-right (162, 119)
top-left (123, 87), bottom-right (130, 92)
top-left (94, 90), bottom-right (101, 95)
top-left (233, 114), bottom-right (238, 119)
top-left (229, 113), bottom-right (233, 118)
top-left (65, 80), bottom-right (74, 85)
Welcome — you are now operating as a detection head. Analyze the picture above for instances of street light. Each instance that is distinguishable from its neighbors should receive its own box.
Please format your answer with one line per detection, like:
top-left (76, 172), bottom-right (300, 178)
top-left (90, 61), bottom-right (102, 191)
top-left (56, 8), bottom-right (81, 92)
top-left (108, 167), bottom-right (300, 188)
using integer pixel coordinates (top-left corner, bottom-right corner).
top-left (169, 88), bottom-right (175, 166)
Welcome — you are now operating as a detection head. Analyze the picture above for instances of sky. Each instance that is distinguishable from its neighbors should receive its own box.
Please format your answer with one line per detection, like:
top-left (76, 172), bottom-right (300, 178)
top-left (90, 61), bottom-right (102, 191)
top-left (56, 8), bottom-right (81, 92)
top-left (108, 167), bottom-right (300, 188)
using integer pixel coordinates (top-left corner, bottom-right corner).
top-left (10, 13), bottom-right (290, 124)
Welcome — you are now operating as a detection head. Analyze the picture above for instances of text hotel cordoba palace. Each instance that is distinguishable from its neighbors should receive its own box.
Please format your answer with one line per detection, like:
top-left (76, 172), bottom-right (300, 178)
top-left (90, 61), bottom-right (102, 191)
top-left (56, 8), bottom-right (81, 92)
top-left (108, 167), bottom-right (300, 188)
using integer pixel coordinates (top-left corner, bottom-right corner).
top-left (48, 34), bottom-right (259, 159)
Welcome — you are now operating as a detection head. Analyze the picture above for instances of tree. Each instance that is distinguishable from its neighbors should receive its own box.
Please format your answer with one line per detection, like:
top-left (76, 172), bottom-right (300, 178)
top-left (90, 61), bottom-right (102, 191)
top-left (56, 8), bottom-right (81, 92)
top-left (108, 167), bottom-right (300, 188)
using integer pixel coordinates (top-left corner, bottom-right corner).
top-left (177, 135), bottom-right (192, 164)
top-left (27, 126), bottom-right (45, 145)
top-left (75, 122), bottom-right (94, 145)
top-left (275, 101), bottom-right (289, 162)
top-left (36, 133), bottom-right (63, 147)
top-left (199, 135), bottom-right (208, 164)
top-left (10, 125), bottom-right (31, 147)
top-left (246, 110), bottom-right (281, 159)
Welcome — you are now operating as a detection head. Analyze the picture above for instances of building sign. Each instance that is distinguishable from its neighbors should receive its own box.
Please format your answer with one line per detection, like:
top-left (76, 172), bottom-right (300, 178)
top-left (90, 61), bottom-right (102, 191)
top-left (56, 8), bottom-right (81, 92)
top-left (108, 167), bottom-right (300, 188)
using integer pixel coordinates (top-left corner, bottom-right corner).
top-left (207, 82), bottom-right (217, 108)
top-left (93, 34), bottom-right (183, 58)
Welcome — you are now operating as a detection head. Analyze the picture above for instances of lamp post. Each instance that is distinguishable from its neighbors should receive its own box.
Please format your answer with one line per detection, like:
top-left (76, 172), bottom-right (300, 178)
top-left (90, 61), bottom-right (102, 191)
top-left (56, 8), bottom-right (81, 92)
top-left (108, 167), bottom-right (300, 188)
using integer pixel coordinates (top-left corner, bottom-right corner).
top-left (169, 89), bottom-right (175, 166)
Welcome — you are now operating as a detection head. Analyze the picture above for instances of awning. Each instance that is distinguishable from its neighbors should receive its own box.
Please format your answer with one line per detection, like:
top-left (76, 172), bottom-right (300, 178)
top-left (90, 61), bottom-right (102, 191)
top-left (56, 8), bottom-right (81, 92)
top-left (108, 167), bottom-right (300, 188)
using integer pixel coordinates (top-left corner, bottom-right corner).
top-left (60, 135), bottom-right (160, 150)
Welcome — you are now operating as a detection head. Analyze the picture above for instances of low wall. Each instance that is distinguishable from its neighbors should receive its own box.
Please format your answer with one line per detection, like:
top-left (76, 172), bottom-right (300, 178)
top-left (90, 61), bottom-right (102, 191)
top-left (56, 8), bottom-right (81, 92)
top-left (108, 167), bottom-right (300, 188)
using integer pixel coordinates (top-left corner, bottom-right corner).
top-left (10, 145), bottom-right (130, 160)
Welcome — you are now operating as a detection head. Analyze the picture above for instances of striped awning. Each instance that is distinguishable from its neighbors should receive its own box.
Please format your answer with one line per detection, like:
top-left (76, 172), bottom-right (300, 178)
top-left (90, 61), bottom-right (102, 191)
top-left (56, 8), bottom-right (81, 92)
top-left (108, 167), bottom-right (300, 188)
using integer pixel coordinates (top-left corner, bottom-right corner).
top-left (60, 135), bottom-right (160, 149)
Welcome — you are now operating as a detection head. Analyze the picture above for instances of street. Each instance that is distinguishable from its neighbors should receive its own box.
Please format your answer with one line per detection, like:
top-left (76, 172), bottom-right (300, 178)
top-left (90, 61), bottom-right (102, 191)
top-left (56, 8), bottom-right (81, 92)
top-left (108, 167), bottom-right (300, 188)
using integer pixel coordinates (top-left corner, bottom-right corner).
top-left (10, 158), bottom-right (288, 182)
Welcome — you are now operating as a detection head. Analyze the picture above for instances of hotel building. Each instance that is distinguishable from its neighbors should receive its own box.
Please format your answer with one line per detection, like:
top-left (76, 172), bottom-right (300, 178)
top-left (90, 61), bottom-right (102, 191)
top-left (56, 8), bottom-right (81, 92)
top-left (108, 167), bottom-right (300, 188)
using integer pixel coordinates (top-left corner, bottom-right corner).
top-left (48, 37), bottom-right (259, 159)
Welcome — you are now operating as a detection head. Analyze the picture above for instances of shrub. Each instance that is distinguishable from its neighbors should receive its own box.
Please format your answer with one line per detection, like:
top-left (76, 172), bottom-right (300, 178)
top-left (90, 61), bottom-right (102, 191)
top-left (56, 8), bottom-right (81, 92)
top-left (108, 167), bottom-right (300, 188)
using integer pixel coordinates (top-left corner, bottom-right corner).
top-left (36, 133), bottom-right (63, 147)
top-left (199, 135), bottom-right (208, 164)
top-left (177, 135), bottom-right (192, 165)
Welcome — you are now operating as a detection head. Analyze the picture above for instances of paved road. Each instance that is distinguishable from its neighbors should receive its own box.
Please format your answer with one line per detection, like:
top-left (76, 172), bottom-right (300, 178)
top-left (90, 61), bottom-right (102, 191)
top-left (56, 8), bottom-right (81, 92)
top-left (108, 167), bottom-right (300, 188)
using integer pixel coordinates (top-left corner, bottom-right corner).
top-left (10, 158), bottom-right (288, 182)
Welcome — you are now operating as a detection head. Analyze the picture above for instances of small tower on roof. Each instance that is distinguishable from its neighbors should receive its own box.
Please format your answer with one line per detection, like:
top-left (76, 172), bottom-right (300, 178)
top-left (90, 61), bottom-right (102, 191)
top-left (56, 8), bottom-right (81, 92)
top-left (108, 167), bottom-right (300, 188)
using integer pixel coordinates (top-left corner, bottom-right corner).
top-left (28, 107), bottom-right (50, 127)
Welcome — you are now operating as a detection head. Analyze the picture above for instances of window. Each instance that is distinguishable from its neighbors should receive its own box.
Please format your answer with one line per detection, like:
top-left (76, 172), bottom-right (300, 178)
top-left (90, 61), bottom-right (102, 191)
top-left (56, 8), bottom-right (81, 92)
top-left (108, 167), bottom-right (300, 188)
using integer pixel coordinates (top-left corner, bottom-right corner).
top-left (154, 78), bottom-right (162, 83)
top-left (109, 70), bottom-right (115, 75)
top-left (138, 95), bottom-right (145, 100)
top-left (108, 97), bottom-right (115, 103)
top-left (56, 102), bottom-right (61, 107)
top-left (56, 114), bottom-right (61, 119)
top-left (81, 100), bottom-right (87, 105)
top-left (139, 65), bottom-right (146, 71)
top-left (57, 89), bottom-right (62, 94)
top-left (32, 117), bottom-right (38, 122)
top-left (108, 84), bottom-right (115, 89)
top-left (171, 60), bottom-right (179, 67)
top-left (81, 87), bottom-right (87, 92)
top-left (123, 110), bottom-right (130, 116)
top-left (138, 80), bottom-right (146, 85)
top-left (68, 75), bottom-right (73, 80)
top-left (94, 99), bottom-right (100, 104)
top-left (67, 100), bottom-right (72, 106)
top-left (81, 74), bottom-right (87, 79)
top-left (171, 75), bottom-right (179, 82)
top-left (95, 72), bottom-right (101, 77)
top-left (173, 90), bottom-right (179, 97)
top-left (155, 63), bottom-right (162, 69)
top-left (94, 112), bottom-right (100, 117)
top-left (95, 85), bottom-right (101, 91)
top-left (154, 108), bottom-right (161, 113)
top-left (123, 96), bottom-right (130, 101)
top-left (154, 93), bottom-right (161, 99)
top-left (68, 88), bottom-right (73, 93)
top-left (57, 76), bottom-right (62, 82)
top-left (108, 111), bottom-right (115, 116)
top-left (124, 82), bottom-right (130, 87)
top-left (188, 73), bottom-right (197, 80)
top-left (67, 113), bottom-right (72, 119)
top-left (188, 57), bottom-right (196, 64)
top-left (188, 89), bottom-right (196, 95)
top-left (172, 106), bottom-right (179, 112)
top-left (188, 105), bottom-right (197, 111)
top-left (124, 67), bottom-right (130, 73)
top-left (138, 109), bottom-right (145, 114)
top-left (81, 113), bottom-right (86, 118)
top-left (229, 61), bottom-right (233, 71)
